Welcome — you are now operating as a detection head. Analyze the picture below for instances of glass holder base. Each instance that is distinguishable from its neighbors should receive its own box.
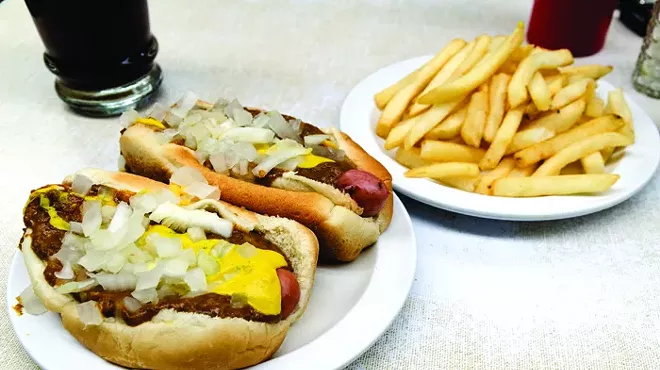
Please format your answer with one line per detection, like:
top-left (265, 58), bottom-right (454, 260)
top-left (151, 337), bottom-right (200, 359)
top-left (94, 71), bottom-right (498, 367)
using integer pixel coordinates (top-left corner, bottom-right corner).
top-left (54, 63), bottom-right (163, 117)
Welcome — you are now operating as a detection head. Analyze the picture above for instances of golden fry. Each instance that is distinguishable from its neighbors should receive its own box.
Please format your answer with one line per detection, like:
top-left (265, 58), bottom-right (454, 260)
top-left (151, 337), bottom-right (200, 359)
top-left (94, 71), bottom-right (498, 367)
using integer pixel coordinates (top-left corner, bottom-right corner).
top-left (533, 132), bottom-right (632, 176)
top-left (509, 163), bottom-right (539, 177)
top-left (484, 73), bottom-right (511, 142)
top-left (441, 176), bottom-right (480, 192)
top-left (558, 64), bottom-right (613, 80)
top-left (384, 116), bottom-right (420, 150)
top-left (374, 70), bottom-right (418, 110)
top-left (546, 74), bottom-right (566, 96)
top-left (607, 88), bottom-right (635, 142)
top-left (480, 106), bottom-right (525, 170)
top-left (395, 147), bottom-right (433, 168)
top-left (506, 99), bottom-right (586, 154)
top-left (601, 147), bottom-right (615, 162)
top-left (404, 98), bottom-right (465, 149)
top-left (528, 71), bottom-right (552, 111)
top-left (424, 105), bottom-right (468, 140)
top-left (475, 157), bottom-right (516, 195)
top-left (461, 89), bottom-right (489, 147)
top-left (376, 39), bottom-right (466, 137)
top-left (405, 162), bottom-right (480, 179)
top-left (586, 97), bottom-right (606, 118)
top-left (550, 78), bottom-right (592, 110)
top-left (492, 174), bottom-right (619, 197)
top-left (407, 41), bottom-right (476, 117)
top-left (514, 114), bottom-right (624, 167)
top-left (580, 152), bottom-right (605, 174)
top-left (509, 44), bottom-right (534, 63)
top-left (508, 49), bottom-right (574, 108)
top-left (417, 23), bottom-right (525, 104)
top-left (420, 140), bottom-right (486, 163)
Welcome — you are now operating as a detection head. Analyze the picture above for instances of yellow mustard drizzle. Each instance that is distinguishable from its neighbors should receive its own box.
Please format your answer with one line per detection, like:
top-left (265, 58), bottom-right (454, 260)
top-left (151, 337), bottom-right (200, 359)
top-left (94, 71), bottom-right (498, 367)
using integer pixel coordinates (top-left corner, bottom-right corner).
top-left (138, 225), bottom-right (287, 315)
top-left (38, 195), bottom-right (70, 231)
top-left (254, 144), bottom-right (335, 169)
top-left (135, 117), bottom-right (166, 129)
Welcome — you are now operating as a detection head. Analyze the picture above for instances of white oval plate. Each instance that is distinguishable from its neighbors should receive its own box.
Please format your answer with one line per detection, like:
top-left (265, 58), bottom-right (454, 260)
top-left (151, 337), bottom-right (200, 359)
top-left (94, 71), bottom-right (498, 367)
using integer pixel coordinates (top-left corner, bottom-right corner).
top-left (341, 56), bottom-right (660, 221)
top-left (7, 194), bottom-right (416, 370)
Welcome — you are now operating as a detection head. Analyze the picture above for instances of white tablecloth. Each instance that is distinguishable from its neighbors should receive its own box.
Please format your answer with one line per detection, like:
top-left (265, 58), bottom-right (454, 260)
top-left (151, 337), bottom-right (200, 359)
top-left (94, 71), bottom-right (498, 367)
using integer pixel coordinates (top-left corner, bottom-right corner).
top-left (2, 0), bottom-right (660, 368)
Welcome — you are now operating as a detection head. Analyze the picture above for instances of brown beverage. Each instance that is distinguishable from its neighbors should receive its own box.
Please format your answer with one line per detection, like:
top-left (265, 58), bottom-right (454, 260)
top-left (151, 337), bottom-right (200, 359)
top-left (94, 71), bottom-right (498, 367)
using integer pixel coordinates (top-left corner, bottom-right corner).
top-left (25, 0), bottom-right (158, 90)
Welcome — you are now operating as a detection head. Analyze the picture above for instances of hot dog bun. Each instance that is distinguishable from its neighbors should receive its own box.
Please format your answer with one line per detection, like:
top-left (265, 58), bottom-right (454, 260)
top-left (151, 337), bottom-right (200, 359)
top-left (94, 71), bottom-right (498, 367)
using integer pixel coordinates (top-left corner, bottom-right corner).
top-left (21, 169), bottom-right (319, 370)
top-left (120, 111), bottom-right (393, 262)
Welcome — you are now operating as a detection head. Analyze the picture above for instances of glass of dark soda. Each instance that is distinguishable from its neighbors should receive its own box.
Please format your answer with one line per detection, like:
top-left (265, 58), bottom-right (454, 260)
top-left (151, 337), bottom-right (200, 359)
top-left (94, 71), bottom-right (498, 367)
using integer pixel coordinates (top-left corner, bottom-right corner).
top-left (25, 0), bottom-right (163, 116)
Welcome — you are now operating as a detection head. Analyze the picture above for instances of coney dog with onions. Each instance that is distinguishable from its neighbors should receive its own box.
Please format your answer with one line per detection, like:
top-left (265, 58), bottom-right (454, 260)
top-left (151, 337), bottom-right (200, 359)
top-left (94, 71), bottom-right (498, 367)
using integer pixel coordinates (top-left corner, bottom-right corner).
top-left (18, 168), bottom-right (318, 370)
top-left (118, 95), bottom-right (393, 262)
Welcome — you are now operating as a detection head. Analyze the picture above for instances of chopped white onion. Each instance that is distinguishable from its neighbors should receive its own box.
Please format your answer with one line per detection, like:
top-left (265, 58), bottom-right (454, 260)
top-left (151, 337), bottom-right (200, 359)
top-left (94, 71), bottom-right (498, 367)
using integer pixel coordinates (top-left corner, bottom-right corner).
top-left (119, 109), bottom-right (140, 128)
top-left (230, 293), bottom-right (248, 308)
top-left (232, 108), bottom-right (253, 127)
top-left (135, 264), bottom-right (163, 290)
top-left (89, 228), bottom-right (126, 251)
top-left (148, 103), bottom-right (169, 121)
top-left (279, 156), bottom-right (303, 171)
top-left (289, 118), bottom-right (302, 132)
top-left (53, 245), bottom-right (83, 265)
top-left (152, 235), bottom-right (182, 258)
top-left (118, 155), bottom-right (126, 172)
top-left (184, 268), bottom-right (207, 292)
top-left (170, 92), bottom-right (197, 118)
top-left (94, 271), bottom-right (137, 291)
top-left (71, 174), bottom-right (94, 196)
top-left (197, 251), bottom-right (220, 275)
top-left (180, 248), bottom-right (197, 266)
top-left (224, 98), bottom-right (243, 118)
top-left (304, 134), bottom-right (330, 147)
top-left (213, 97), bottom-right (230, 110)
top-left (157, 284), bottom-right (176, 299)
top-left (252, 145), bottom-right (309, 177)
top-left (62, 232), bottom-right (85, 250)
top-left (211, 240), bottom-right (233, 258)
top-left (77, 301), bottom-right (103, 326)
top-left (209, 153), bottom-right (229, 173)
top-left (149, 203), bottom-right (233, 237)
top-left (163, 259), bottom-right (189, 277)
top-left (102, 253), bottom-right (127, 274)
top-left (131, 288), bottom-right (159, 304)
top-left (55, 262), bottom-right (74, 280)
top-left (163, 111), bottom-right (184, 128)
top-left (237, 243), bottom-right (258, 259)
top-left (118, 212), bottom-right (147, 247)
top-left (183, 182), bottom-right (220, 201)
top-left (252, 112), bottom-right (270, 128)
top-left (19, 285), bottom-right (47, 315)
top-left (55, 279), bottom-right (98, 294)
top-left (171, 166), bottom-right (208, 187)
top-left (107, 202), bottom-right (132, 233)
top-left (187, 227), bottom-right (206, 242)
top-left (267, 111), bottom-right (301, 142)
top-left (82, 200), bottom-right (102, 237)
top-left (222, 127), bottom-right (275, 143)
top-left (78, 250), bottom-right (107, 272)
top-left (122, 296), bottom-right (143, 313)
top-left (100, 205), bottom-right (116, 224)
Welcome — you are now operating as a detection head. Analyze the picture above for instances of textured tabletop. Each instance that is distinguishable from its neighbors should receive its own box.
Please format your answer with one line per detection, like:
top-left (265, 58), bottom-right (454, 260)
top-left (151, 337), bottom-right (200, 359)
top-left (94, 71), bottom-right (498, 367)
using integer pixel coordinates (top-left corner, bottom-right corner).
top-left (2, 0), bottom-right (660, 369)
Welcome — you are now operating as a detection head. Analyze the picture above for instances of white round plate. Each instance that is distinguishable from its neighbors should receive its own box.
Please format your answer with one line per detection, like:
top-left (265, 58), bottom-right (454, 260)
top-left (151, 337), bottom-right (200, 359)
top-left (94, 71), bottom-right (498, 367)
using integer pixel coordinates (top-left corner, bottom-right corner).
top-left (7, 194), bottom-right (416, 370)
top-left (341, 56), bottom-right (660, 221)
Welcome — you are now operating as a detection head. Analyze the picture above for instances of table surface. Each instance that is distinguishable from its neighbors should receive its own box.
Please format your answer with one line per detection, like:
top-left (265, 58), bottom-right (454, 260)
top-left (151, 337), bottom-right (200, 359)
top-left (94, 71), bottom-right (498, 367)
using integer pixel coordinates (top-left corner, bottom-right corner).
top-left (2, 0), bottom-right (660, 369)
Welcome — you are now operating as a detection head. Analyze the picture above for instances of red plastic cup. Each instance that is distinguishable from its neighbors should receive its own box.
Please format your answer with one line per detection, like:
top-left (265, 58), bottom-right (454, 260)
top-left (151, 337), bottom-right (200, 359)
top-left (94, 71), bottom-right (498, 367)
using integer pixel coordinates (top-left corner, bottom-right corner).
top-left (527, 0), bottom-right (619, 57)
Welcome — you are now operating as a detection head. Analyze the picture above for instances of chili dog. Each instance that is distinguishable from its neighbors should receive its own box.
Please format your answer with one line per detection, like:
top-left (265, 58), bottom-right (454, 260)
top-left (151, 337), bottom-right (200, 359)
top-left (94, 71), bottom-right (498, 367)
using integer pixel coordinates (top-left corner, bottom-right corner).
top-left (119, 95), bottom-right (393, 262)
top-left (18, 168), bottom-right (318, 370)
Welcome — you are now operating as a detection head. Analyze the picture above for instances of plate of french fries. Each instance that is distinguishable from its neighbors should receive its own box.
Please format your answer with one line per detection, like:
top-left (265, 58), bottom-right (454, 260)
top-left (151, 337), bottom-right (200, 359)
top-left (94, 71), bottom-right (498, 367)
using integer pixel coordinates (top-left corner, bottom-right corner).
top-left (340, 23), bottom-right (660, 221)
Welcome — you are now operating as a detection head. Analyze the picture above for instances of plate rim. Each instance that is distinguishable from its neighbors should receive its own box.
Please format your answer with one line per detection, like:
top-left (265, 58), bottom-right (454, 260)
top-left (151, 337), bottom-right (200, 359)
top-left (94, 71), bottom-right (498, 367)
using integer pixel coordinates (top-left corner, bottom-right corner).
top-left (7, 194), bottom-right (417, 370)
top-left (340, 55), bottom-right (660, 221)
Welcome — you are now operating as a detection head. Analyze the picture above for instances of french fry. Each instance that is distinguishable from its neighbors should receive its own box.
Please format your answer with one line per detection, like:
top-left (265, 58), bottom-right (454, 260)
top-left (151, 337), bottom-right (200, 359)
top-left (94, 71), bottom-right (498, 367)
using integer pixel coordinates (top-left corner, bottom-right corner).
top-left (509, 44), bottom-right (534, 63)
top-left (475, 157), bottom-right (516, 195)
top-left (601, 147), bottom-right (615, 162)
top-left (405, 162), bottom-right (480, 179)
top-left (417, 22), bottom-right (525, 104)
top-left (558, 64), bottom-right (613, 80)
top-left (508, 49), bottom-right (574, 108)
top-left (514, 114), bottom-right (624, 167)
top-left (550, 78), bottom-right (592, 110)
top-left (424, 105), bottom-right (468, 140)
top-left (479, 106), bottom-right (525, 170)
top-left (484, 73), bottom-right (511, 142)
top-left (509, 163), bottom-right (539, 177)
top-left (376, 39), bottom-right (467, 137)
top-left (533, 132), bottom-right (632, 176)
top-left (506, 99), bottom-right (586, 154)
top-left (498, 61), bottom-right (519, 75)
top-left (404, 98), bottom-right (465, 149)
top-left (585, 97), bottom-right (606, 118)
top-left (528, 72), bottom-right (552, 111)
top-left (492, 174), bottom-right (619, 197)
top-left (384, 115), bottom-right (420, 150)
top-left (407, 40), bottom-right (477, 117)
top-left (374, 70), bottom-right (418, 110)
top-left (441, 176), bottom-right (480, 192)
top-left (607, 88), bottom-right (634, 142)
top-left (547, 74), bottom-right (566, 96)
top-left (461, 87), bottom-right (489, 147)
top-left (580, 152), bottom-right (605, 174)
top-left (395, 147), bottom-right (433, 168)
top-left (420, 140), bottom-right (486, 163)
top-left (489, 35), bottom-right (507, 51)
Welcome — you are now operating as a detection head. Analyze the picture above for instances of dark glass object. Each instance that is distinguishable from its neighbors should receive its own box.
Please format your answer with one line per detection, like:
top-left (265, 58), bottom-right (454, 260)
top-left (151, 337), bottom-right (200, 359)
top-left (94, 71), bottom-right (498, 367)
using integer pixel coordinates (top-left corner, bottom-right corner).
top-left (618, 0), bottom-right (656, 37)
top-left (24, 0), bottom-right (163, 116)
